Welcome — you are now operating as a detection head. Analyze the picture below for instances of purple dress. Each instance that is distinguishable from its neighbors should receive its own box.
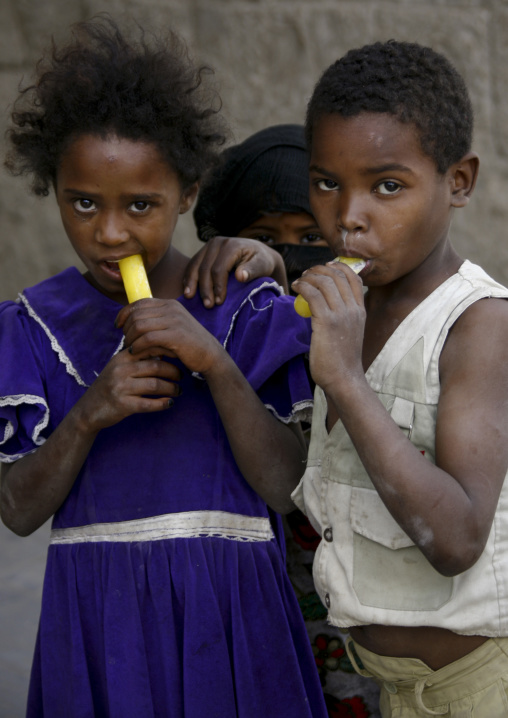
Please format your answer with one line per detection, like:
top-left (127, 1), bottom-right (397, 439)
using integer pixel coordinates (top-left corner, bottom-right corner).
top-left (0, 268), bottom-right (327, 718)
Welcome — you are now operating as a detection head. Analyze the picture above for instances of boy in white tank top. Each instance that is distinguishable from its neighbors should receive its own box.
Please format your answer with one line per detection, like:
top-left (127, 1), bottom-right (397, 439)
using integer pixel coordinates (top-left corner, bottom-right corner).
top-left (184, 40), bottom-right (508, 717)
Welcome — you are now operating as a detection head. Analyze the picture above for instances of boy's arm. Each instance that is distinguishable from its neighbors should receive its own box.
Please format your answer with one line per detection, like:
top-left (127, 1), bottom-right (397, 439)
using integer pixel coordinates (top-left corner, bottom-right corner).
top-left (183, 236), bottom-right (288, 307)
top-left (309, 280), bottom-right (508, 577)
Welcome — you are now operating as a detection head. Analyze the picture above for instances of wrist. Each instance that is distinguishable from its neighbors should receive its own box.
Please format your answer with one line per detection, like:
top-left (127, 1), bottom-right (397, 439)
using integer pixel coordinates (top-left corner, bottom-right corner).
top-left (67, 397), bottom-right (103, 438)
top-left (320, 369), bottom-right (369, 408)
top-left (201, 347), bottom-right (239, 388)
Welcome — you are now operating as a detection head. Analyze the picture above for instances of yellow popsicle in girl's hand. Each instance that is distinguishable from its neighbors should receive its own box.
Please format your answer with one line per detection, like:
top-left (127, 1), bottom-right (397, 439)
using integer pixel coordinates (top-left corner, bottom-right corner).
top-left (118, 255), bottom-right (152, 303)
top-left (294, 256), bottom-right (367, 317)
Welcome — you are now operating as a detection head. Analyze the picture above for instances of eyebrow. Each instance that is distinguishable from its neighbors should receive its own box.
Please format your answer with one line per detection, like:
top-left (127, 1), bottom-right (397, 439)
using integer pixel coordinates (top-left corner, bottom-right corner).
top-left (309, 162), bottom-right (414, 178)
top-left (61, 188), bottom-right (164, 200)
top-left (249, 222), bottom-right (320, 231)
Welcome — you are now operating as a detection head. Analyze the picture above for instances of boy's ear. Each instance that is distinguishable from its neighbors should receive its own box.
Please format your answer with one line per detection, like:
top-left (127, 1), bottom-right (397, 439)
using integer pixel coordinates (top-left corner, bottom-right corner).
top-left (179, 182), bottom-right (199, 214)
top-left (450, 152), bottom-right (479, 208)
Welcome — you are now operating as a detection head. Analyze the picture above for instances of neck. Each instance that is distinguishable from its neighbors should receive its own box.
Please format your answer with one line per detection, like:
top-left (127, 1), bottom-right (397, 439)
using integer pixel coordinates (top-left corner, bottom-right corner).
top-left (365, 240), bottom-right (462, 314)
top-left (149, 246), bottom-right (189, 300)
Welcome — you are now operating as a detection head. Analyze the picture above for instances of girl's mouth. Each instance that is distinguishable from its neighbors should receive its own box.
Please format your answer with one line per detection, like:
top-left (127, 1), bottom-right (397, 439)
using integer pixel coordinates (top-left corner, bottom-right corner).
top-left (101, 260), bottom-right (122, 279)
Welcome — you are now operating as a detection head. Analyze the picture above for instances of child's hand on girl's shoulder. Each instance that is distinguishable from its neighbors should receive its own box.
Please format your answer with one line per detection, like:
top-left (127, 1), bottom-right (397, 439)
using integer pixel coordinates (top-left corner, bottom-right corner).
top-left (182, 236), bottom-right (288, 307)
top-left (116, 297), bottom-right (225, 377)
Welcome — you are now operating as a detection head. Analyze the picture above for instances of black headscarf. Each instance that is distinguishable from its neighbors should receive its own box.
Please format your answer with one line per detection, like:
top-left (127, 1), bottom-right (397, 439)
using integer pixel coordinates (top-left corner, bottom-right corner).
top-left (193, 124), bottom-right (334, 290)
top-left (193, 124), bottom-right (312, 241)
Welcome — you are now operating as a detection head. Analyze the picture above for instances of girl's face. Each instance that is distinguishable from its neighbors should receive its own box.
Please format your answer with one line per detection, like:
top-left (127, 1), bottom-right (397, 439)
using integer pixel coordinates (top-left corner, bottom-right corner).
top-left (237, 211), bottom-right (326, 247)
top-left (55, 134), bottom-right (197, 303)
top-left (308, 112), bottom-right (461, 287)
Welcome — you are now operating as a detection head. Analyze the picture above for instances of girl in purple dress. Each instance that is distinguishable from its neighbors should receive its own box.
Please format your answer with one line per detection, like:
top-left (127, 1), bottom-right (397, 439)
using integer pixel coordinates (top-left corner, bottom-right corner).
top-left (0, 17), bottom-right (327, 718)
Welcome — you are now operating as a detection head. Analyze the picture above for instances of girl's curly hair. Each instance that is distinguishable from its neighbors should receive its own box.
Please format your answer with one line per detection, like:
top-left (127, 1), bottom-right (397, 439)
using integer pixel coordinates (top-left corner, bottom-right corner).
top-left (305, 40), bottom-right (473, 174)
top-left (4, 15), bottom-right (229, 195)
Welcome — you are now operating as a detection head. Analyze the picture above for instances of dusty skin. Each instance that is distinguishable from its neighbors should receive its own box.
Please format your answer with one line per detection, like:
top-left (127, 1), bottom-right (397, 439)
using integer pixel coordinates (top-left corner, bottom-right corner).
top-left (184, 112), bottom-right (508, 671)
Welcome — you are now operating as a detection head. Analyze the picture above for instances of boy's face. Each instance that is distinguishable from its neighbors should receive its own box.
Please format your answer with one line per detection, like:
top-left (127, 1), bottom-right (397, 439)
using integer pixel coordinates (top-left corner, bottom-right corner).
top-left (308, 112), bottom-right (457, 287)
top-left (237, 211), bottom-right (326, 247)
top-left (55, 134), bottom-right (197, 302)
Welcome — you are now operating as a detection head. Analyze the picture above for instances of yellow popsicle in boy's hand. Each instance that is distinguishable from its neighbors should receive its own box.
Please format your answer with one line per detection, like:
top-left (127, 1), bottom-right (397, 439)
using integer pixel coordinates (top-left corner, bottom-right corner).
top-left (294, 256), bottom-right (367, 317)
top-left (118, 255), bottom-right (152, 303)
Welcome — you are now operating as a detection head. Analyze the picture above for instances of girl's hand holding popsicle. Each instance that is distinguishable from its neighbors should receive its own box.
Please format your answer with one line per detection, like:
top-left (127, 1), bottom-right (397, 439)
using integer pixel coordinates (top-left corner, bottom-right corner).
top-left (116, 254), bottom-right (225, 377)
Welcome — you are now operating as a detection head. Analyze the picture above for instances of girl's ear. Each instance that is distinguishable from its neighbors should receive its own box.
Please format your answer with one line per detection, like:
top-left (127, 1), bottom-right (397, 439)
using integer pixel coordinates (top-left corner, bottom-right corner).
top-left (179, 182), bottom-right (199, 214)
top-left (450, 152), bottom-right (480, 208)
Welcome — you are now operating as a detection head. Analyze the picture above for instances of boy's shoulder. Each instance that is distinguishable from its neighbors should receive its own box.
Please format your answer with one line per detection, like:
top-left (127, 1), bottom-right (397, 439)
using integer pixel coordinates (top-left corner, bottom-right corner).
top-left (457, 261), bottom-right (508, 301)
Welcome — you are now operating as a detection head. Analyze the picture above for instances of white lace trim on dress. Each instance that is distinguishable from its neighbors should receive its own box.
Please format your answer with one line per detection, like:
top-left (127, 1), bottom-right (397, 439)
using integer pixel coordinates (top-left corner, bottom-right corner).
top-left (222, 281), bottom-right (283, 352)
top-left (19, 293), bottom-right (89, 387)
top-left (0, 394), bottom-right (49, 461)
top-left (50, 510), bottom-right (275, 544)
top-left (266, 399), bottom-right (313, 424)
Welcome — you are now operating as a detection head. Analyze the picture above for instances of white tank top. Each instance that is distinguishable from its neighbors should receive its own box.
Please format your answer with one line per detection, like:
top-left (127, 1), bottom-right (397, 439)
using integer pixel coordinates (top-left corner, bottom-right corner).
top-left (292, 261), bottom-right (508, 636)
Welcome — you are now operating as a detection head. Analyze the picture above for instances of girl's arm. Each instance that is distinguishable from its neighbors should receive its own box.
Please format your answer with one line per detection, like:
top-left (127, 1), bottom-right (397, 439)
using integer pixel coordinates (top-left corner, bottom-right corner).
top-left (0, 351), bottom-right (181, 536)
top-left (202, 353), bottom-right (307, 513)
top-left (118, 299), bottom-right (307, 514)
top-left (183, 236), bottom-right (288, 307)
top-left (293, 264), bottom-right (508, 577)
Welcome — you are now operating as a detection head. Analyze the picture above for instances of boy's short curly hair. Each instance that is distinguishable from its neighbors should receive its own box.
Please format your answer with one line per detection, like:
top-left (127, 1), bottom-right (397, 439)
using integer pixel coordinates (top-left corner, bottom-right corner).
top-left (305, 40), bottom-right (473, 174)
top-left (4, 15), bottom-right (228, 195)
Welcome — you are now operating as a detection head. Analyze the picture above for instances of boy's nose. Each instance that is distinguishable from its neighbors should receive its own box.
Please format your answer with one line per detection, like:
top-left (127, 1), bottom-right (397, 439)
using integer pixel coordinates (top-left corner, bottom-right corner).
top-left (95, 212), bottom-right (129, 246)
top-left (337, 194), bottom-right (368, 235)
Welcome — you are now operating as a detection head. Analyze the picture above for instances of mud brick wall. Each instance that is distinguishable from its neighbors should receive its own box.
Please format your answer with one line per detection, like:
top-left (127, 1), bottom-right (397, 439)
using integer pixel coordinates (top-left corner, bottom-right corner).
top-left (1, 0), bottom-right (507, 299)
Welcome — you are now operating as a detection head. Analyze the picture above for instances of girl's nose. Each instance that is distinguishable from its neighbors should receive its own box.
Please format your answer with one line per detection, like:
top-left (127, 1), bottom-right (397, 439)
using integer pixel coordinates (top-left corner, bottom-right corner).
top-left (95, 212), bottom-right (129, 246)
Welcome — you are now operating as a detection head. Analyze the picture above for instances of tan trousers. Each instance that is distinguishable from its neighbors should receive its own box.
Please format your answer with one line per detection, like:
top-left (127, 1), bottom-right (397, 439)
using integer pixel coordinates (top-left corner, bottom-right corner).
top-left (345, 635), bottom-right (508, 717)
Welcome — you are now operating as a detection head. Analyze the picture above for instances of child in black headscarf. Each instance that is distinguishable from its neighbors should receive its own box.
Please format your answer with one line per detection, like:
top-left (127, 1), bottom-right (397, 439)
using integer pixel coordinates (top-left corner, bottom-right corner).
top-left (193, 124), bottom-right (334, 290)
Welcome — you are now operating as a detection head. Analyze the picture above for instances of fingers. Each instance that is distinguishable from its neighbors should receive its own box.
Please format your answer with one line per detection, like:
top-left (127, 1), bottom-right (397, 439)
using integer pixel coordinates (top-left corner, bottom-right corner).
top-left (183, 236), bottom-right (236, 308)
top-left (119, 355), bottom-right (182, 405)
top-left (128, 356), bottom-right (181, 383)
top-left (182, 239), bottom-right (222, 305)
top-left (234, 243), bottom-right (289, 293)
top-left (115, 297), bottom-right (155, 330)
top-left (119, 299), bottom-right (179, 349)
top-left (292, 262), bottom-right (364, 312)
top-left (86, 352), bottom-right (182, 428)
top-left (121, 315), bottom-right (185, 359)
top-left (182, 236), bottom-right (288, 309)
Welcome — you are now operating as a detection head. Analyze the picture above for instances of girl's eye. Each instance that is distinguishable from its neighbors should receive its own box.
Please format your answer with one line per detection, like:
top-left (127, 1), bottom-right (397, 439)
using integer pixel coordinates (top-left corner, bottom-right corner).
top-left (73, 198), bottom-right (95, 212)
top-left (377, 180), bottom-right (402, 195)
top-left (316, 179), bottom-right (338, 192)
top-left (253, 234), bottom-right (275, 246)
top-left (130, 201), bottom-right (150, 213)
top-left (300, 233), bottom-right (324, 245)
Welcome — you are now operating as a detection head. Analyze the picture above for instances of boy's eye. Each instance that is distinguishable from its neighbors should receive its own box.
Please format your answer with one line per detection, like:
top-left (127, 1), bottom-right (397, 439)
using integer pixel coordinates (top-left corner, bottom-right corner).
top-left (130, 201), bottom-right (150, 213)
top-left (316, 179), bottom-right (338, 192)
top-left (74, 198), bottom-right (95, 212)
top-left (376, 180), bottom-right (402, 195)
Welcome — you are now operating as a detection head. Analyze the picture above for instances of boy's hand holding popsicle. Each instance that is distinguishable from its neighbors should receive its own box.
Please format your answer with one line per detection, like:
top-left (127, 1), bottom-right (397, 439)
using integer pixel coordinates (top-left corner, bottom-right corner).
top-left (293, 256), bottom-right (366, 317)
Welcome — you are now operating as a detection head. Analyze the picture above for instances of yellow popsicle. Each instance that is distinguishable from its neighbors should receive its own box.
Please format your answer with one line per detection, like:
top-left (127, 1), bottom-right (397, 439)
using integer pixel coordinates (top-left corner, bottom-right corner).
top-left (118, 255), bottom-right (152, 303)
top-left (294, 256), bottom-right (367, 317)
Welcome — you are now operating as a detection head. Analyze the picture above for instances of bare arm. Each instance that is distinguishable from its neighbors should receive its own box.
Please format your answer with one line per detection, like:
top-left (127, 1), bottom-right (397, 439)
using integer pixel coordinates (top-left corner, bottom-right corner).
top-left (118, 299), bottom-right (307, 513)
top-left (0, 349), bottom-right (181, 536)
top-left (293, 265), bottom-right (508, 576)
top-left (183, 236), bottom-right (288, 307)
